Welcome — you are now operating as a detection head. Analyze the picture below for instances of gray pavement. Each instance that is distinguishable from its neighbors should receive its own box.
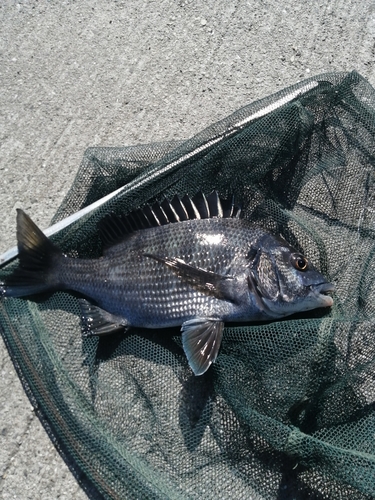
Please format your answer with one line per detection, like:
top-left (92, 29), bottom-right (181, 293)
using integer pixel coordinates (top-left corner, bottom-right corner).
top-left (1, 1), bottom-right (375, 498)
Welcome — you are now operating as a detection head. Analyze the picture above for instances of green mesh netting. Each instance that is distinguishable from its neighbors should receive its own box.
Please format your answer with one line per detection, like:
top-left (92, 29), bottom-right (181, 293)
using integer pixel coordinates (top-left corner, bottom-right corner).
top-left (1, 71), bottom-right (375, 499)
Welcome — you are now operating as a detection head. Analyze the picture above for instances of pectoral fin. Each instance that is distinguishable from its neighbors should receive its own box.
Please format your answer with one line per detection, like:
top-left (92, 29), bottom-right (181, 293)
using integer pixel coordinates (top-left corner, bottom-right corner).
top-left (181, 318), bottom-right (224, 376)
top-left (144, 254), bottom-right (236, 302)
top-left (79, 299), bottom-right (129, 336)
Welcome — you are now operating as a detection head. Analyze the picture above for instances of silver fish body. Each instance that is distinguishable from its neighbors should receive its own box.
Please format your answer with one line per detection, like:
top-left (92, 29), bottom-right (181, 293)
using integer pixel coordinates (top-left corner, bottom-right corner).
top-left (1, 193), bottom-right (334, 375)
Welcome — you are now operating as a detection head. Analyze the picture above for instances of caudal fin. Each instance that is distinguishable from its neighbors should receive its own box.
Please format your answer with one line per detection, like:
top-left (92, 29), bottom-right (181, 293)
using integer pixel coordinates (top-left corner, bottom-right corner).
top-left (0, 209), bottom-right (62, 297)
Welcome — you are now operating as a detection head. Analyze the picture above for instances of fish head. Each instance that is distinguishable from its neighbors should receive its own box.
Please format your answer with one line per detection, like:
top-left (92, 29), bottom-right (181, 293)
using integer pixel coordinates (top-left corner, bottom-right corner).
top-left (248, 234), bottom-right (334, 318)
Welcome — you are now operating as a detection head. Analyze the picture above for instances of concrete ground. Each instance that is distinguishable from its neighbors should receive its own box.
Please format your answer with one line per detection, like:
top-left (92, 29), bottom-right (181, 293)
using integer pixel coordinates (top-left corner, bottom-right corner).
top-left (1, 1), bottom-right (374, 498)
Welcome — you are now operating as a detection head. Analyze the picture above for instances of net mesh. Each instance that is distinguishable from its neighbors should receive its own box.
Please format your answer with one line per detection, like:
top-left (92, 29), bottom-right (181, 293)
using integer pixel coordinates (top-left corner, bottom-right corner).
top-left (1, 70), bottom-right (375, 499)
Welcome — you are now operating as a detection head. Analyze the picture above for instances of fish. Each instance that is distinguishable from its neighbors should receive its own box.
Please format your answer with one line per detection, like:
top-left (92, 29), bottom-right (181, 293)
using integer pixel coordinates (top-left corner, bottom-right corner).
top-left (0, 192), bottom-right (334, 376)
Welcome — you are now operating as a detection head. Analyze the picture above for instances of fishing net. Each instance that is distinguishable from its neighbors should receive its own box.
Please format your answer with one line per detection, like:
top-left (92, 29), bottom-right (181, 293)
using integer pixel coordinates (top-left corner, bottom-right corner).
top-left (1, 70), bottom-right (375, 499)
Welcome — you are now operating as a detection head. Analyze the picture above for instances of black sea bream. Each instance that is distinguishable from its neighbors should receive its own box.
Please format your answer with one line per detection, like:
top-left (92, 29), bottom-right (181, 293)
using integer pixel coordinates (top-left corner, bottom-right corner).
top-left (0, 192), bottom-right (334, 375)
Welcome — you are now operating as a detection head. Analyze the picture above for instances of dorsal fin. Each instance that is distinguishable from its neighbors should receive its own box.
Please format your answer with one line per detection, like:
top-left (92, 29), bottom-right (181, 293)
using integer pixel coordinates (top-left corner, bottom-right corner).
top-left (99, 191), bottom-right (241, 248)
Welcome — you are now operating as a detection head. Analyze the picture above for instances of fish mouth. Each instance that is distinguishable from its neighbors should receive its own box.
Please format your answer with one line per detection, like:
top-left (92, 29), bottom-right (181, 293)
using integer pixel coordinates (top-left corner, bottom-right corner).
top-left (312, 282), bottom-right (335, 307)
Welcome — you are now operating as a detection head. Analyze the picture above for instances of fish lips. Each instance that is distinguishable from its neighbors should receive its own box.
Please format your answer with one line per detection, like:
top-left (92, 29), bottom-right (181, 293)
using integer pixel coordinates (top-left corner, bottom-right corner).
top-left (310, 282), bottom-right (335, 307)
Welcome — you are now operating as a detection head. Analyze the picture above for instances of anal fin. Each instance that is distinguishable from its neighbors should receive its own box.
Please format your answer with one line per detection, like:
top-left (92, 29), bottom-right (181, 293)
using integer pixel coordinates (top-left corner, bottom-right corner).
top-left (79, 299), bottom-right (129, 336)
top-left (181, 318), bottom-right (224, 376)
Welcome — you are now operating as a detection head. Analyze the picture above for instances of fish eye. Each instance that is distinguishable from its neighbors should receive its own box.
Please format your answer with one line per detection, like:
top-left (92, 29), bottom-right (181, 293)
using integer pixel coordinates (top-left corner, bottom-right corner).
top-left (291, 254), bottom-right (308, 271)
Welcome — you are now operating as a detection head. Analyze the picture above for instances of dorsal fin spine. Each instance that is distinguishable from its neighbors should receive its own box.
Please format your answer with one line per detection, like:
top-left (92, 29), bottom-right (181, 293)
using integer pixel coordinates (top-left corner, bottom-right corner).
top-left (156, 204), bottom-right (169, 225)
top-left (191, 201), bottom-right (201, 219)
top-left (179, 199), bottom-right (189, 220)
top-left (167, 201), bottom-right (180, 222)
top-left (187, 197), bottom-right (201, 219)
top-left (202, 193), bottom-right (210, 218)
top-left (171, 195), bottom-right (189, 221)
top-left (217, 196), bottom-right (223, 218)
top-left (230, 196), bottom-right (235, 217)
top-left (206, 191), bottom-right (222, 218)
top-left (149, 206), bottom-right (161, 226)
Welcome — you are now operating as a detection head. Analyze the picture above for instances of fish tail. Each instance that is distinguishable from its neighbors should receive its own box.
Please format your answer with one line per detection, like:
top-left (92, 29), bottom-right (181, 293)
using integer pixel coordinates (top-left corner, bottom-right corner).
top-left (1, 209), bottom-right (63, 297)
